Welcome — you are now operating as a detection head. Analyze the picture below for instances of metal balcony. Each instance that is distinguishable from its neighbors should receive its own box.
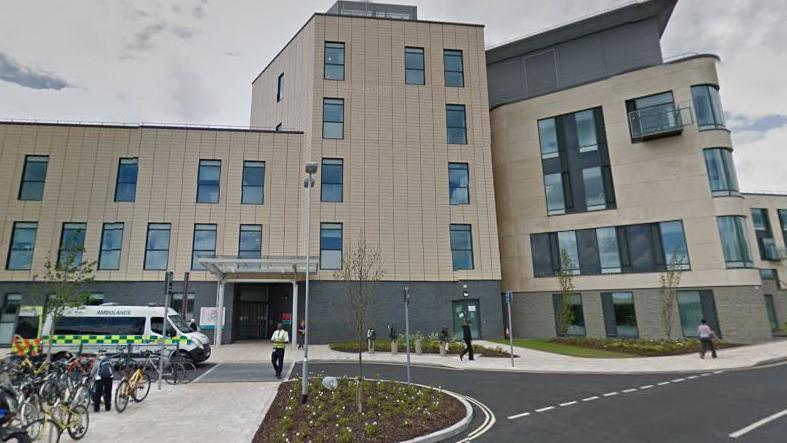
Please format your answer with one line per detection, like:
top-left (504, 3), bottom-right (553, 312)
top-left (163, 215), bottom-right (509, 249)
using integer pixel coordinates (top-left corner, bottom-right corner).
top-left (628, 103), bottom-right (693, 142)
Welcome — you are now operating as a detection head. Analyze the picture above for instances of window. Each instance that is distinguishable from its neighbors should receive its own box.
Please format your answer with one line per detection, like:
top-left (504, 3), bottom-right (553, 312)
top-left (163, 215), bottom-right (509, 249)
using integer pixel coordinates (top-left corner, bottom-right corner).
top-left (780, 209), bottom-right (787, 247)
top-left (443, 49), bottom-right (464, 87)
top-left (553, 293), bottom-right (585, 336)
top-left (192, 224), bottom-right (217, 270)
top-left (537, 118), bottom-right (558, 159)
top-left (242, 161), bottom-right (265, 205)
top-left (626, 91), bottom-right (681, 140)
top-left (170, 293), bottom-right (196, 320)
top-left (717, 216), bottom-right (753, 268)
top-left (752, 208), bottom-right (778, 260)
top-left (557, 231), bottom-right (579, 274)
top-left (677, 290), bottom-right (721, 338)
top-left (544, 173), bottom-right (566, 215)
top-left (405, 47), bottom-right (425, 85)
top-left (321, 159), bottom-right (343, 202)
top-left (239, 225), bottom-right (262, 259)
top-left (692, 85), bottom-right (725, 130)
top-left (323, 98), bottom-right (344, 139)
top-left (582, 167), bottom-right (607, 210)
top-left (276, 73), bottom-right (284, 102)
top-left (197, 160), bottom-right (221, 203)
top-left (596, 227), bottom-right (621, 274)
top-left (575, 110), bottom-right (599, 153)
top-left (602, 292), bottom-right (638, 338)
top-left (446, 104), bottom-right (467, 144)
top-left (114, 158), bottom-right (138, 202)
top-left (18, 155), bottom-right (48, 201)
top-left (703, 148), bottom-right (740, 197)
top-left (324, 42), bottom-right (345, 80)
top-left (320, 223), bottom-right (343, 270)
top-left (144, 223), bottom-right (171, 270)
top-left (1, 294), bottom-right (22, 345)
top-left (660, 221), bottom-right (690, 270)
top-left (760, 269), bottom-right (778, 280)
top-left (764, 294), bottom-right (780, 333)
top-left (98, 223), bottom-right (124, 270)
top-left (448, 163), bottom-right (469, 205)
top-left (6, 222), bottom-right (37, 270)
top-left (89, 293), bottom-right (105, 306)
top-left (57, 223), bottom-right (86, 269)
top-left (450, 224), bottom-right (474, 270)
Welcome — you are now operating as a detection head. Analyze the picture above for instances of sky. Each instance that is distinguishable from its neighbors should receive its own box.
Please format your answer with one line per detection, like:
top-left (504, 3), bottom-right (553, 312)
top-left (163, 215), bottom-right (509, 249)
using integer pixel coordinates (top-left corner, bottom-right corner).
top-left (1, 0), bottom-right (786, 191)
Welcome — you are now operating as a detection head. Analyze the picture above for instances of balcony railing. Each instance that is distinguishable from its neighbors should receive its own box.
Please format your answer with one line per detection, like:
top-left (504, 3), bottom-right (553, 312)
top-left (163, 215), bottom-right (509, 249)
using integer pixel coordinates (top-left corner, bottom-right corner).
top-left (628, 103), bottom-right (693, 141)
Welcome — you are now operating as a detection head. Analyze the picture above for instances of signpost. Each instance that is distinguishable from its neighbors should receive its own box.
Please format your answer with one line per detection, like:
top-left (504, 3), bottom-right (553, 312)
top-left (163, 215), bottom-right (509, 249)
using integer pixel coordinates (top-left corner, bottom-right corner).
top-left (159, 271), bottom-right (174, 390)
top-left (404, 285), bottom-right (411, 385)
top-left (505, 290), bottom-right (514, 368)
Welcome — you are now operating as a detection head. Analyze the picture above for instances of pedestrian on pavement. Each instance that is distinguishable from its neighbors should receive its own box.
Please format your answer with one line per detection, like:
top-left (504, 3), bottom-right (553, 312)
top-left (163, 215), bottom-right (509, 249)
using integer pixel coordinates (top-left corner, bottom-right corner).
top-left (438, 326), bottom-right (449, 355)
top-left (388, 324), bottom-right (398, 341)
top-left (460, 320), bottom-right (474, 361)
top-left (367, 327), bottom-right (376, 353)
top-left (271, 322), bottom-right (289, 379)
top-left (698, 319), bottom-right (717, 359)
top-left (297, 321), bottom-right (305, 350)
top-left (90, 350), bottom-right (113, 412)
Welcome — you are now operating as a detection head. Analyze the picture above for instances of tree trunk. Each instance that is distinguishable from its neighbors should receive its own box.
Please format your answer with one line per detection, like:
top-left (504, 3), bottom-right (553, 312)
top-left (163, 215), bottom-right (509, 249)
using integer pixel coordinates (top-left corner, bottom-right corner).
top-left (357, 334), bottom-right (364, 413)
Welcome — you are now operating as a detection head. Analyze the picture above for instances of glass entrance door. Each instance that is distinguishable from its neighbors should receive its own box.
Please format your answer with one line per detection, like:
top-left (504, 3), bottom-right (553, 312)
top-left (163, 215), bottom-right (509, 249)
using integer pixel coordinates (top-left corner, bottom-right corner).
top-left (452, 299), bottom-right (480, 340)
top-left (237, 301), bottom-right (268, 339)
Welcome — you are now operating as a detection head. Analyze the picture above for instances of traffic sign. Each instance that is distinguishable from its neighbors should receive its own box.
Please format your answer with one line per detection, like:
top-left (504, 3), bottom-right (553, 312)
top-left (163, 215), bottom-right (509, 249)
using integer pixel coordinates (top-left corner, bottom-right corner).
top-left (505, 290), bottom-right (513, 303)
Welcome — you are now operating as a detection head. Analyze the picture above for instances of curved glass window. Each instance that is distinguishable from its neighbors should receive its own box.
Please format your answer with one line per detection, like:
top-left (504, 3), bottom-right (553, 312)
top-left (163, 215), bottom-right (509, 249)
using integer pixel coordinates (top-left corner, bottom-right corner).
top-left (692, 85), bottom-right (726, 130)
top-left (704, 148), bottom-right (740, 197)
top-left (717, 216), bottom-right (753, 268)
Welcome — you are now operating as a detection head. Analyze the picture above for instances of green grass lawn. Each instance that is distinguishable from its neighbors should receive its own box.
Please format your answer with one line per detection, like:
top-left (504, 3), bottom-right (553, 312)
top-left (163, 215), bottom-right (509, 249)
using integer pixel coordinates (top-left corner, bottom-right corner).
top-left (489, 338), bottom-right (634, 358)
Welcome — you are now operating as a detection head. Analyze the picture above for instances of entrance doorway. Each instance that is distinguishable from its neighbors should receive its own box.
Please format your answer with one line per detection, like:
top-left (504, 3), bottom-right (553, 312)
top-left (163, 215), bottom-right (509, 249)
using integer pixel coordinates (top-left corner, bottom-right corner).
top-left (232, 283), bottom-right (294, 341)
top-left (452, 299), bottom-right (481, 340)
top-left (237, 301), bottom-right (268, 339)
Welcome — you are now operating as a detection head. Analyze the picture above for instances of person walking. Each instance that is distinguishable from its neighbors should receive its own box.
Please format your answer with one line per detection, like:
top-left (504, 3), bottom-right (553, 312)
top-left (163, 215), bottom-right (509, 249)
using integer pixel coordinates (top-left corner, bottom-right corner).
top-left (698, 319), bottom-right (717, 359)
top-left (271, 323), bottom-right (289, 379)
top-left (90, 351), bottom-right (113, 412)
top-left (297, 321), bottom-right (305, 350)
top-left (460, 320), bottom-right (474, 361)
top-left (438, 326), bottom-right (449, 356)
top-left (367, 327), bottom-right (376, 353)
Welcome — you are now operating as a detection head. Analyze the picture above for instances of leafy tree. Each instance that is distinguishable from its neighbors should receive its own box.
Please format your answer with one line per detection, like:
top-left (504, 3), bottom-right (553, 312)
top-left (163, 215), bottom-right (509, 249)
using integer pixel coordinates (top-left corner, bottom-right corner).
top-left (556, 249), bottom-right (576, 336)
top-left (659, 249), bottom-right (685, 339)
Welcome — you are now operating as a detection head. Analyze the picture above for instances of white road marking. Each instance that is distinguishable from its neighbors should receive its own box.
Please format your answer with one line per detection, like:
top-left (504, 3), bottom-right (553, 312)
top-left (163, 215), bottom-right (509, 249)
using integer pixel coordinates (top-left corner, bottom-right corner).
top-left (671, 378), bottom-right (686, 383)
top-left (191, 362), bottom-right (221, 384)
top-left (687, 375), bottom-right (699, 380)
top-left (729, 409), bottom-right (787, 439)
top-left (622, 388), bottom-right (637, 393)
top-left (700, 373), bottom-right (711, 377)
top-left (582, 396), bottom-right (599, 402)
top-left (657, 381), bottom-right (671, 386)
top-left (713, 370), bottom-right (724, 374)
top-left (507, 412), bottom-right (530, 420)
top-left (602, 392), bottom-right (619, 397)
top-left (459, 393), bottom-right (496, 441)
top-left (560, 401), bottom-right (578, 407)
top-left (536, 406), bottom-right (555, 413)
top-left (639, 385), bottom-right (654, 390)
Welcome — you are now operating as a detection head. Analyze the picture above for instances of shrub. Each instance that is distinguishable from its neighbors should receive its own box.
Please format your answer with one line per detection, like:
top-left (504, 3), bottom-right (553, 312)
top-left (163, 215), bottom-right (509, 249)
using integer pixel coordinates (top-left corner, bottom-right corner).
top-left (550, 337), bottom-right (737, 356)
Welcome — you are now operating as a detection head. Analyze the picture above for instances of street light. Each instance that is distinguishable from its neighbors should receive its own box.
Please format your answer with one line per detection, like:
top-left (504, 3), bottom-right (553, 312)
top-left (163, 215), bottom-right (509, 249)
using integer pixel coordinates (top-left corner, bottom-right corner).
top-left (404, 285), bottom-right (411, 385)
top-left (301, 161), bottom-right (318, 404)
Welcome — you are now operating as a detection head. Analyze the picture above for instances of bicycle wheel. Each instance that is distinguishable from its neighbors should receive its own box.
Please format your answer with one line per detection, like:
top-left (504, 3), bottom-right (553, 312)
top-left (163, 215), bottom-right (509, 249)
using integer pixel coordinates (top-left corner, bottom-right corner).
top-left (114, 380), bottom-right (129, 413)
top-left (180, 360), bottom-right (196, 383)
top-left (70, 385), bottom-right (91, 410)
top-left (132, 373), bottom-right (151, 403)
top-left (39, 379), bottom-right (59, 406)
top-left (3, 431), bottom-right (32, 443)
top-left (19, 397), bottom-right (42, 439)
top-left (66, 405), bottom-right (89, 440)
top-left (163, 362), bottom-right (184, 385)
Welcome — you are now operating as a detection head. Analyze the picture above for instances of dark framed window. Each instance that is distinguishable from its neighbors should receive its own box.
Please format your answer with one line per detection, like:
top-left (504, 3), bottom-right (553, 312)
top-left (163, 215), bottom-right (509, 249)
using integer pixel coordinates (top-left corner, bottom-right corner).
top-left (446, 104), bottom-right (467, 144)
top-left (596, 227), bottom-right (621, 274)
top-left (320, 223), bottom-right (343, 270)
top-left (625, 91), bottom-right (680, 141)
top-left (170, 293), bottom-right (196, 319)
top-left (18, 155), bottom-right (48, 201)
top-left (760, 269), bottom-right (778, 280)
top-left (660, 220), bottom-right (690, 270)
top-left (114, 157), bottom-right (138, 202)
top-left (703, 148), bottom-right (740, 197)
top-left (1, 294), bottom-right (23, 337)
top-left (324, 42), bottom-right (345, 80)
top-left (602, 292), bottom-right (638, 338)
top-left (450, 224), bottom-right (474, 270)
top-left (538, 118), bottom-right (559, 159)
top-left (443, 49), bottom-right (464, 87)
top-left (89, 293), bottom-right (105, 306)
top-left (405, 47), bottom-right (425, 85)
top-left (692, 85), bottom-right (725, 130)
top-left (6, 222), bottom-right (37, 270)
top-left (276, 73), bottom-right (284, 102)
top-left (144, 223), bottom-right (171, 270)
top-left (764, 294), bottom-right (780, 333)
top-left (544, 173), bottom-right (566, 215)
top-left (239, 225), bottom-right (262, 259)
top-left (448, 163), bottom-right (469, 205)
top-left (557, 230), bottom-right (580, 274)
top-left (57, 223), bottom-right (87, 269)
top-left (197, 160), bottom-right (221, 203)
top-left (192, 224), bottom-right (217, 270)
top-left (751, 208), bottom-right (778, 260)
top-left (323, 98), bottom-right (344, 139)
top-left (321, 158), bottom-right (343, 202)
top-left (780, 209), bottom-right (787, 247)
top-left (242, 161), bottom-right (265, 205)
top-left (553, 293), bottom-right (585, 336)
top-left (678, 290), bottom-right (721, 338)
top-left (98, 222), bottom-right (124, 270)
top-left (717, 216), bottom-right (753, 268)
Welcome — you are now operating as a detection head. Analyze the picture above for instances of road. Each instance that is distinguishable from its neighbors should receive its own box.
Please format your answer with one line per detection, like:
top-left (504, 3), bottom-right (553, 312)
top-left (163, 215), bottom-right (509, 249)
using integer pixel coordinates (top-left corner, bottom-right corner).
top-left (291, 360), bottom-right (787, 442)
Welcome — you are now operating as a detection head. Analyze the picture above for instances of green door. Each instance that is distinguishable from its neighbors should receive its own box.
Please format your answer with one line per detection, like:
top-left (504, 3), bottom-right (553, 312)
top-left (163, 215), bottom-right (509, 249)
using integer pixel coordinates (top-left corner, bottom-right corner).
top-left (452, 299), bottom-right (481, 340)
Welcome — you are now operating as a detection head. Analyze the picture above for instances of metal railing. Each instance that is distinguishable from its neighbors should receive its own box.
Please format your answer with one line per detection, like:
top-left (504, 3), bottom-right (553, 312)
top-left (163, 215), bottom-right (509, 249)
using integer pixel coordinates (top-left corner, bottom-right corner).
top-left (628, 102), bottom-right (692, 141)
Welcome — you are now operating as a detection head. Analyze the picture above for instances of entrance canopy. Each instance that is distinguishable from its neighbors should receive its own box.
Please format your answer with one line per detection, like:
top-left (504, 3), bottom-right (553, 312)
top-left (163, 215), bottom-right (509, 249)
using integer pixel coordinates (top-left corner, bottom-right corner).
top-left (200, 255), bottom-right (318, 282)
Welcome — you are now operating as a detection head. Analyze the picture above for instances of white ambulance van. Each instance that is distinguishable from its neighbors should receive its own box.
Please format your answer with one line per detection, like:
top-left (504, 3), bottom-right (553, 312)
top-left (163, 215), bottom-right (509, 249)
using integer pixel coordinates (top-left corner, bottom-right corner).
top-left (41, 305), bottom-right (211, 363)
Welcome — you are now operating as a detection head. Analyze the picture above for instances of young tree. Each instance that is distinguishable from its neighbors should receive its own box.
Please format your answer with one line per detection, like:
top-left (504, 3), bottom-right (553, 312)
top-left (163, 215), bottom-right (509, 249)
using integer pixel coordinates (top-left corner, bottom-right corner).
top-left (659, 249), bottom-right (685, 340)
top-left (335, 230), bottom-right (384, 414)
top-left (556, 249), bottom-right (576, 336)
top-left (33, 244), bottom-right (96, 360)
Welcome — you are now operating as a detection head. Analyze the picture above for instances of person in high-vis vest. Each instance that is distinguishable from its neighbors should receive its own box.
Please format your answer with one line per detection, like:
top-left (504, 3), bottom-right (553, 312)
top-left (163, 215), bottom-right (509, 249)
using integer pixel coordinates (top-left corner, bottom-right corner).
top-left (270, 323), bottom-right (289, 379)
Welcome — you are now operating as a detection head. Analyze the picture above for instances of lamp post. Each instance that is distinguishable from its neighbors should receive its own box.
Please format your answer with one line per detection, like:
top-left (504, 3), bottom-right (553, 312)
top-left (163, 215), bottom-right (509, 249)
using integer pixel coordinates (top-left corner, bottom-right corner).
top-left (301, 161), bottom-right (318, 404)
top-left (404, 285), bottom-right (411, 385)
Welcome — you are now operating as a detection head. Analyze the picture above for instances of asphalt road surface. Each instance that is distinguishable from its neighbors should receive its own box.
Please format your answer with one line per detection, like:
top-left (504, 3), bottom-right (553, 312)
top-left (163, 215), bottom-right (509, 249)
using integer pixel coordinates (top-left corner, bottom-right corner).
top-left (291, 360), bottom-right (787, 442)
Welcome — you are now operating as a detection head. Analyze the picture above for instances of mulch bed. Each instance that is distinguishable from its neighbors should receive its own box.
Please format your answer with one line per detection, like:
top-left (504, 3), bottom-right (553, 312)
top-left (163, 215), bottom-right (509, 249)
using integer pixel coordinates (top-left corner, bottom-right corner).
top-left (253, 377), bottom-right (465, 443)
top-left (552, 337), bottom-right (740, 357)
top-left (330, 340), bottom-right (515, 358)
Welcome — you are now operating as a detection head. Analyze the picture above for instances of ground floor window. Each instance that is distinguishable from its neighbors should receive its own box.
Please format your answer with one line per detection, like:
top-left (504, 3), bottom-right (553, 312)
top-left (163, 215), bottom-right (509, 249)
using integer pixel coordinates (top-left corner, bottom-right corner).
top-left (677, 290), bottom-right (721, 338)
top-left (602, 292), bottom-right (638, 337)
top-left (170, 293), bottom-right (196, 320)
top-left (553, 293), bottom-right (585, 336)
top-left (0, 293), bottom-right (22, 345)
top-left (764, 294), bottom-right (779, 333)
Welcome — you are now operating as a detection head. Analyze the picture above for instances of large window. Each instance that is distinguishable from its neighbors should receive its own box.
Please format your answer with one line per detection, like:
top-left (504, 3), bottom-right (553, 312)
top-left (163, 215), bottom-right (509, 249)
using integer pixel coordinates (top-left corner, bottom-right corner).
top-left (405, 47), bottom-right (425, 85)
top-left (98, 222), bottom-right (124, 270)
top-left (764, 294), bottom-right (780, 333)
top-left (197, 160), bottom-right (221, 203)
top-left (596, 227), bottom-right (621, 274)
top-left (537, 108), bottom-right (615, 215)
top-left (320, 223), bottom-right (343, 270)
top-left (448, 163), bottom-right (469, 205)
top-left (625, 91), bottom-right (682, 140)
top-left (192, 224), bottom-right (217, 270)
top-left (557, 230), bottom-right (579, 274)
top-left (6, 222), bottom-right (37, 270)
top-left (170, 293), bottom-right (196, 320)
top-left (677, 290), bottom-right (721, 338)
top-left (57, 223), bottom-right (87, 269)
top-left (239, 225), bottom-right (262, 259)
top-left (717, 216), bottom-right (753, 268)
top-left (446, 104), bottom-right (467, 144)
top-left (443, 49), bottom-right (464, 87)
top-left (660, 220), bottom-right (690, 270)
top-left (450, 224), bottom-right (474, 270)
top-left (602, 292), bottom-right (638, 338)
top-left (692, 85), bottom-right (725, 130)
top-left (144, 223), bottom-right (171, 270)
top-left (276, 73), bottom-right (284, 102)
top-left (114, 158), bottom-right (138, 202)
top-left (703, 148), bottom-right (739, 197)
top-left (242, 161), bottom-right (265, 205)
top-left (553, 293), bottom-right (585, 336)
top-left (321, 158), bottom-right (343, 202)
top-left (324, 42), bottom-right (345, 80)
top-left (19, 155), bottom-right (48, 201)
top-left (323, 98), bottom-right (344, 139)
top-left (780, 209), bottom-right (787, 246)
top-left (752, 208), bottom-right (778, 261)
top-left (1, 294), bottom-right (23, 344)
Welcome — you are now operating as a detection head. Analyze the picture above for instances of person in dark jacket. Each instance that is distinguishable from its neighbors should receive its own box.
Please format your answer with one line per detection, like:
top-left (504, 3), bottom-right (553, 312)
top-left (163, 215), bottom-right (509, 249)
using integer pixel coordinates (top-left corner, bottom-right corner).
top-left (460, 320), bottom-right (474, 361)
top-left (89, 351), bottom-right (113, 412)
top-left (297, 321), bottom-right (305, 350)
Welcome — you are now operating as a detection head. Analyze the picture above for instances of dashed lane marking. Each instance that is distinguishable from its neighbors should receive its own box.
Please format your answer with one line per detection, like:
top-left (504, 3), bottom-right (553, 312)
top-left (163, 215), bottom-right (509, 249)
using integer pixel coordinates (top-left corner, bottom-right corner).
top-left (560, 401), bottom-right (578, 407)
top-left (536, 406), bottom-right (555, 413)
top-left (507, 412), bottom-right (530, 419)
top-left (671, 378), bottom-right (686, 383)
top-left (602, 392), bottom-right (619, 397)
top-left (622, 389), bottom-right (637, 393)
top-left (582, 396), bottom-right (599, 402)
top-left (657, 381), bottom-right (671, 386)
top-left (639, 385), bottom-right (654, 390)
